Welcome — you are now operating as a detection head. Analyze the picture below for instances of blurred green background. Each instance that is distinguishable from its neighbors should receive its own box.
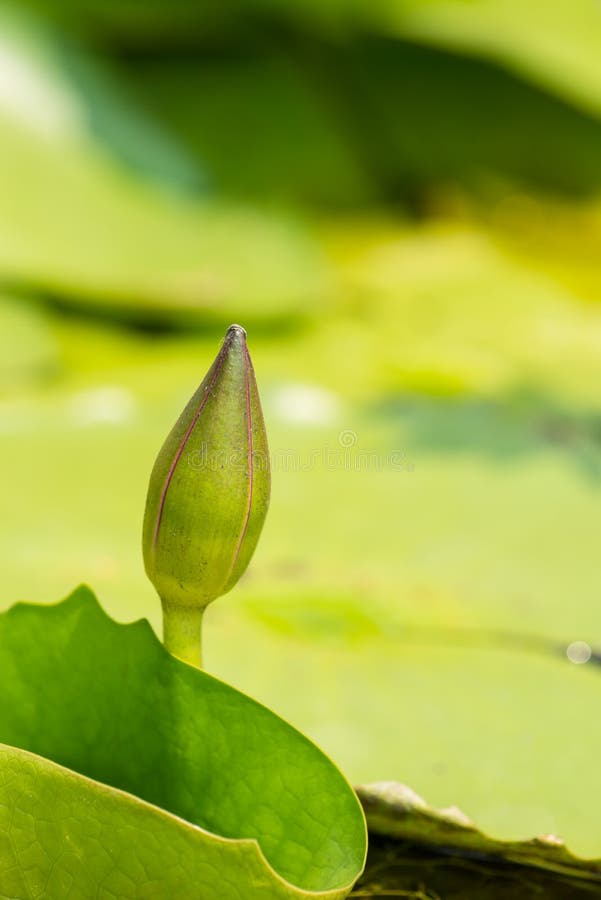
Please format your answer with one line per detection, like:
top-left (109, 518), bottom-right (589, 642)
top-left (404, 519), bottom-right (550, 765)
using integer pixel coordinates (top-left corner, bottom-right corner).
top-left (2, 0), bottom-right (601, 858)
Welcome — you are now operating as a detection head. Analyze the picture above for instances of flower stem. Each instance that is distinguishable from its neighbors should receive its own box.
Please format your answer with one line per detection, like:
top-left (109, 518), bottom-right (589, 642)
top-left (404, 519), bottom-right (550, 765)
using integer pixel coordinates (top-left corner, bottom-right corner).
top-left (162, 602), bottom-right (204, 668)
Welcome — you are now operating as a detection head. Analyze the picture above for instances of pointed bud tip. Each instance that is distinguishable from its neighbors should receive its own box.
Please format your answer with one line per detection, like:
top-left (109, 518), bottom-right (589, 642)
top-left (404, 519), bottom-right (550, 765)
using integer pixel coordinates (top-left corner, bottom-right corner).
top-left (226, 324), bottom-right (247, 343)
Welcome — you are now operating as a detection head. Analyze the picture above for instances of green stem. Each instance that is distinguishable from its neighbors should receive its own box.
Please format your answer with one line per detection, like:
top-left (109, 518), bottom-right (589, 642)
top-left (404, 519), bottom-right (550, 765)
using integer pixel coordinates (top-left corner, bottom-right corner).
top-left (162, 602), bottom-right (205, 668)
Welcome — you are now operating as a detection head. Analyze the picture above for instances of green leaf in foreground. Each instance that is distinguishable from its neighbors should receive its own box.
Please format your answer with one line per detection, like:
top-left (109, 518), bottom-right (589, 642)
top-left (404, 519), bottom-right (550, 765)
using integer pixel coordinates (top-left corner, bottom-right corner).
top-left (0, 587), bottom-right (366, 898)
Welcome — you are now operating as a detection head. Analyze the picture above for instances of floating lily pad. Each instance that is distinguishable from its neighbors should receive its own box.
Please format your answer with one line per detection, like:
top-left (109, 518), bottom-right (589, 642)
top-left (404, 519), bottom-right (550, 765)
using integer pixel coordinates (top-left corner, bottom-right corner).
top-left (0, 10), bottom-right (327, 325)
top-left (383, 0), bottom-right (601, 120)
top-left (124, 55), bottom-right (377, 207)
top-left (0, 112), bottom-right (326, 325)
top-left (357, 782), bottom-right (601, 882)
top-left (207, 591), bottom-right (601, 861)
top-left (29, 0), bottom-right (601, 128)
top-left (351, 834), bottom-right (601, 899)
top-left (350, 783), bottom-right (601, 896)
top-left (0, 587), bottom-right (366, 898)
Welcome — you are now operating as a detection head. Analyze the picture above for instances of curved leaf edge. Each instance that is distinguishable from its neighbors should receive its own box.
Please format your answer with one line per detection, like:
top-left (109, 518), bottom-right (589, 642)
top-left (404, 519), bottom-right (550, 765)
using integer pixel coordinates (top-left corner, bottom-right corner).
top-left (356, 782), bottom-right (601, 885)
top-left (1, 586), bottom-right (367, 897)
top-left (0, 741), bottom-right (361, 900)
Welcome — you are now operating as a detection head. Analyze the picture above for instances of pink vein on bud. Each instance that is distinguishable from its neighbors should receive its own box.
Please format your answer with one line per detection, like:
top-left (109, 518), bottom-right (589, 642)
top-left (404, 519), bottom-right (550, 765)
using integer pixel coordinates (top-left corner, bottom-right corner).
top-left (221, 340), bottom-right (254, 589)
top-left (151, 328), bottom-right (237, 550)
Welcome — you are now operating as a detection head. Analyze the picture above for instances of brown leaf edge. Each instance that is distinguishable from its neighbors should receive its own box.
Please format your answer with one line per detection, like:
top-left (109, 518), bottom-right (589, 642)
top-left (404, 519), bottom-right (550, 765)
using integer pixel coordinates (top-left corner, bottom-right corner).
top-left (355, 782), bottom-right (601, 886)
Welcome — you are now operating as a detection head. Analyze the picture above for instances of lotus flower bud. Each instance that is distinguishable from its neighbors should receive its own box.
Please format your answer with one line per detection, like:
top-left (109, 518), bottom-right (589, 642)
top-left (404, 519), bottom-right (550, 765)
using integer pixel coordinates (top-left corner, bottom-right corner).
top-left (143, 324), bottom-right (270, 665)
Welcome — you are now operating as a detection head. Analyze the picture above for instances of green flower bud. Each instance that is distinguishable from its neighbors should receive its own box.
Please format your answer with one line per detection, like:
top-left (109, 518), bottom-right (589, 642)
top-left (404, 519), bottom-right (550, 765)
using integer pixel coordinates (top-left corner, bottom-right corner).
top-left (143, 324), bottom-right (270, 665)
